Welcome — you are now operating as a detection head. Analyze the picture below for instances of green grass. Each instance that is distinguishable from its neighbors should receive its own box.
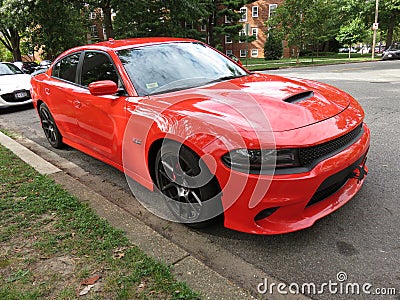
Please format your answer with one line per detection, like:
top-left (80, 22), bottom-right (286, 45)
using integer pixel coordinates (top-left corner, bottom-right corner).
top-left (243, 53), bottom-right (381, 71)
top-left (0, 145), bottom-right (200, 299)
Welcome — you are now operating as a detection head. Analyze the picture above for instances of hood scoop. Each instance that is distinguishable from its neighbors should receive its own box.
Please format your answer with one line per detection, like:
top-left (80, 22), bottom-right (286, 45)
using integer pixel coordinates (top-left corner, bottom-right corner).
top-left (284, 91), bottom-right (314, 104)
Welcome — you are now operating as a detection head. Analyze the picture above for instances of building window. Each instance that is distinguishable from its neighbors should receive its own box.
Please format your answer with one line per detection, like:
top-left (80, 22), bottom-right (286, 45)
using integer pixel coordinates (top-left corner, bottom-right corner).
top-left (239, 29), bottom-right (246, 43)
top-left (89, 12), bottom-right (96, 19)
top-left (201, 24), bottom-right (206, 31)
top-left (90, 25), bottom-right (98, 38)
top-left (239, 7), bottom-right (247, 22)
top-left (251, 49), bottom-right (259, 57)
top-left (252, 28), bottom-right (258, 39)
top-left (225, 35), bottom-right (232, 44)
top-left (252, 6), bottom-right (259, 18)
top-left (240, 49), bottom-right (247, 58)
top-left (226, 50), bottom-right (233, 56)
top-left (103, 26), bottom-right (107, 40)
top-left (225, 15), bottom-right (232, 23)
top-left (269, 4), bottom-right (278, 18)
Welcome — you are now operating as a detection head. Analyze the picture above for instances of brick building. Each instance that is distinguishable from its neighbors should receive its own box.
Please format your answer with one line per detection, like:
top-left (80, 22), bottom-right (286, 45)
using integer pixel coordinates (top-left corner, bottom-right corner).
top-left (223, 0), bottom-right (286, 59)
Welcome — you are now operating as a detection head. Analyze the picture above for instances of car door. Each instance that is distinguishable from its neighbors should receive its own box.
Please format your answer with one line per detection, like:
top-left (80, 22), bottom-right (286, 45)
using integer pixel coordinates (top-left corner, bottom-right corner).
top-left (45, 52), bottom-right (81, 140)
top-left (73, 50), bottom-right (128, 164)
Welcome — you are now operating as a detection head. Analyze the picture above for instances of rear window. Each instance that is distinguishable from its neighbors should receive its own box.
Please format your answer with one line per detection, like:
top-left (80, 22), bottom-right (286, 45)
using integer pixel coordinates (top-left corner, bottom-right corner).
top-left (52, 52), bottom-right (81, 83)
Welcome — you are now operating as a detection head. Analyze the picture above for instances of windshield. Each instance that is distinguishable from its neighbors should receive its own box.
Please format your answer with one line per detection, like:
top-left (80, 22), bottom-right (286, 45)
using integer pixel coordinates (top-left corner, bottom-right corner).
top-left (117, 42), bottom-right (248, 96)
top-left (388, 43), bottom-right (400, 51)
top-left (0, 63), bottom-right (23, 76)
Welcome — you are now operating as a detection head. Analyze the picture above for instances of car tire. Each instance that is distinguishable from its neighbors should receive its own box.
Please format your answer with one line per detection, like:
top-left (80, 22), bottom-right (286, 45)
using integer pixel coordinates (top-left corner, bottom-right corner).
top-left (154, 141), bottom-right (222, 228)
top-left (39, 103), bottom-right (64, 149)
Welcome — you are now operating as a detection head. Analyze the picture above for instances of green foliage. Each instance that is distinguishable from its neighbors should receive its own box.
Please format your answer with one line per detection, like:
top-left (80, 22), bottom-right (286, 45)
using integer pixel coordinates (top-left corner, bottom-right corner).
top-left (264, 31), bottom-right (283, 60)
top-left (0, 42), bottom-right (12, 61)
top-left (336, 17), bottom-right (367, 58)
top-left (113, 0), bottom-right (206, 40)
top-left (268, 0), bottom-right (342, 61)
top-left (203, 0), bottom-right (256, 49)
top-left (28, 1), bottom-right (87, 59)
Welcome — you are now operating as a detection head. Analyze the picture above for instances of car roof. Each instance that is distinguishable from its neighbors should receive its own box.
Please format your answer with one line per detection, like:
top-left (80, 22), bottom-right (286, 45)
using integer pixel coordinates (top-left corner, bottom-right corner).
top-left (68, 37), bottom-right (198, 53)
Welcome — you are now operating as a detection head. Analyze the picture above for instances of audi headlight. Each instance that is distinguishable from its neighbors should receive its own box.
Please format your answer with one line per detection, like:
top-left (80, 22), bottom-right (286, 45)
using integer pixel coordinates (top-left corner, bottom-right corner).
top-left (222, 148), bottom-right (300, 171)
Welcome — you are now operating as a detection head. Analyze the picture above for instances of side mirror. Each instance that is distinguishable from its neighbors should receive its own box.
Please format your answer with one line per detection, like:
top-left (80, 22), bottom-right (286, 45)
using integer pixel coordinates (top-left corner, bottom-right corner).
top-left (89, 80), bottom-right (118, 96)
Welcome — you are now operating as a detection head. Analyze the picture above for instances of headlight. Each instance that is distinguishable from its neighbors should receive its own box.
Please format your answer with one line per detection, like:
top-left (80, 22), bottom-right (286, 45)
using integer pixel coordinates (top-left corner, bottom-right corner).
top-left (222, 148), bottom-right (300, 172)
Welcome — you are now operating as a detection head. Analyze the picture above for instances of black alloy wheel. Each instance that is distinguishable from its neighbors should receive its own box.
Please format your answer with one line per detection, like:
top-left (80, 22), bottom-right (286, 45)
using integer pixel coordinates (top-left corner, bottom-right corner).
top-left (154, 142), bottom-right (222, 228)
top-left (39, 103), bottom-right (64, 148)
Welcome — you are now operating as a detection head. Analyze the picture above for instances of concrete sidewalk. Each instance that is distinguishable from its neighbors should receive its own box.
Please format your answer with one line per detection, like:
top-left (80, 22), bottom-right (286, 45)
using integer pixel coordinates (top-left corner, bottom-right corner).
top-left (0, 131), bottom-right (311, 300)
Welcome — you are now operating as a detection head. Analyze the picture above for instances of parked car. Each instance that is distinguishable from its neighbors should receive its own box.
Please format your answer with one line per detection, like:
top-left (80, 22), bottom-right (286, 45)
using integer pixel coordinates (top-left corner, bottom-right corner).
top-left (22, 61), bottom-right (39, 74)
top-left (339, 47), bottom-right (357, 53)
top-left (31, 38), bottom-right (370, 234)
top-left (382, 42), bottom-right (400, 60)
top-left (31, 60), bottom-right (53, 77)
top-left (0, 62), bottom-right (32, 108)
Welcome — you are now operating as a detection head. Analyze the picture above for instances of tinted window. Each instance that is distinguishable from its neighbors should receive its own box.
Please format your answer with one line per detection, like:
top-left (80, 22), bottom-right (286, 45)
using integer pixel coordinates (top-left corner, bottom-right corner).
top-left (52, 53), bottom-right (81, 83)
top-left (81, 52), bottom-right (119, 87)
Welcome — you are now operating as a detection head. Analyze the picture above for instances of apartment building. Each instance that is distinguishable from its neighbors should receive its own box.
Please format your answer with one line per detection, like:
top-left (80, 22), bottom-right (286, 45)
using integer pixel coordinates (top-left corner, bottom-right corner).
top-left (224, 0), bottom-right (285, 59)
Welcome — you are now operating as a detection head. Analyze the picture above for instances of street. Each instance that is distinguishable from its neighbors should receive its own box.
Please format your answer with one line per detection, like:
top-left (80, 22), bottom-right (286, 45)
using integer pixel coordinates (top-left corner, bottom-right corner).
top-left (1, 60), bottom-right (399, 299)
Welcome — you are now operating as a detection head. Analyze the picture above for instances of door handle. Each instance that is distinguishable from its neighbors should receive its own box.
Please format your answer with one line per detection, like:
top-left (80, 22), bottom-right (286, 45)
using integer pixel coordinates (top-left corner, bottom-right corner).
top-left (44, 88), bottom-right (50, 95)
top-left (73, 99), bottom-right (81, 108)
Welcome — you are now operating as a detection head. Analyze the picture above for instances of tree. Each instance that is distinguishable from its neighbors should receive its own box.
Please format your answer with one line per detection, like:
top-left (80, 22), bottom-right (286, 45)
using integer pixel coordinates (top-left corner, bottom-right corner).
top-left (0, 0), bottom-right (30, 61)
top-left (378, 0), bottom-right (400, 46)
top-left (337, 0), bottom-right (400, 48)
top-left (268, 0), bottom-right (342, 62)
top-left (336, 17), bottom-right (367, 58)
top-left (113, 0), bottom-right (207, 40)
top-left (202, 0), bottom-right (256, 50)
top-left (28, 1), bottom-right (87, 59)
top-left (264, 30), bottom-right (283, 60)
top-left (85, 0), bottom-right (114, 39)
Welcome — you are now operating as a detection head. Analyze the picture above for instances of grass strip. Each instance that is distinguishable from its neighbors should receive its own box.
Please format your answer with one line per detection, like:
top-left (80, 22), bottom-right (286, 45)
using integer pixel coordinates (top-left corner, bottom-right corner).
top-left (0, 144), bottom-right (200, 299)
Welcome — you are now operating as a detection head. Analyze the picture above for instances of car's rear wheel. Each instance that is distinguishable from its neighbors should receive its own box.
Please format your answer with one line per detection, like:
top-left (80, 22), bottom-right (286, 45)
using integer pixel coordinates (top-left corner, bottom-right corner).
top-left (39, 103), bottom-right (64, 148)
top-left (154, 142), bottom-right (222, 228)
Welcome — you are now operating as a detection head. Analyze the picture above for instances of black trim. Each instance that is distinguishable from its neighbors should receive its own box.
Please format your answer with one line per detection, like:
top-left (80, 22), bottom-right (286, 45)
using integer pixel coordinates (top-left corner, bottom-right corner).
top-left (306, 154), bottom-right (365, 207)
top-left (283, 91), bottom-right (314, 104)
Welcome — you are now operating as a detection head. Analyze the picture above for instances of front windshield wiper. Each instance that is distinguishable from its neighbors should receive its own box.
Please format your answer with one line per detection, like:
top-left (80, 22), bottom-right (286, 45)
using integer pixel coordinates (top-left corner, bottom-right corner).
top-left (208, 74), bottom-right (247, 83)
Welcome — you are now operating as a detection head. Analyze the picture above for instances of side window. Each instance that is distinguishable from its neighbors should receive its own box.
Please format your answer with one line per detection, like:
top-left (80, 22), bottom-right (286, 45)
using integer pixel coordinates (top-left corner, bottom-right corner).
top-left (81, 51), bottom-right (119, 87)
top-left (52, 52), bottom-right (81, 83)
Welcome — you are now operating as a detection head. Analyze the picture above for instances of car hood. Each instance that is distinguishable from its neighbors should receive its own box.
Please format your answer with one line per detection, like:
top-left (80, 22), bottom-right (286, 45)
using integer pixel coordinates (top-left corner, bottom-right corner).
top-left (147, 73), bottom-right (352, 133)
top-left (0, 74), bottom-right (31, 93)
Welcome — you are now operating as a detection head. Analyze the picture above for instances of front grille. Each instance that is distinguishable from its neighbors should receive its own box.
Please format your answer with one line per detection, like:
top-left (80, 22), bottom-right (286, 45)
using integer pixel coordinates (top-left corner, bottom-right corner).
top-left (1, 90), bottom-right (31, 103)
top-left (299, 123), bottom-right (363, 167)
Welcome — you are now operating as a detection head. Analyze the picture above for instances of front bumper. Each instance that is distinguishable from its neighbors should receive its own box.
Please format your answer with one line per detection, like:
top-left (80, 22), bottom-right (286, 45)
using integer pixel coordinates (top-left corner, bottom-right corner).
top-left (0, 90), bottom-right (32, 108)
top-left (218, 123), bottom-right (370, 234)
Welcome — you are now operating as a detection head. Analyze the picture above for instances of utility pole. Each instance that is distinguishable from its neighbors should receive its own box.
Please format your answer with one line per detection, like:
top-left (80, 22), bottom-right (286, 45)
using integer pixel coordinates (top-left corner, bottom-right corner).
top-left (371, 0), bottom-right (379, 59)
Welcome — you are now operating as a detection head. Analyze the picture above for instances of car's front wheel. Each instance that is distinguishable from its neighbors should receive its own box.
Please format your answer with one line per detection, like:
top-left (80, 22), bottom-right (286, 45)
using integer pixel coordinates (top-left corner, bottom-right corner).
top-left (39, 103), bottom-right (64, 148)
top-left (154, 142), bottom-right (222, 228)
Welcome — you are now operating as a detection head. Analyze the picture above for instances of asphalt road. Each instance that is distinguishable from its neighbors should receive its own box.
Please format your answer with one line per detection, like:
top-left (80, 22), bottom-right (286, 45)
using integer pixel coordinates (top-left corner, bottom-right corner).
top-left (1, 60), bottom-right (399, 299)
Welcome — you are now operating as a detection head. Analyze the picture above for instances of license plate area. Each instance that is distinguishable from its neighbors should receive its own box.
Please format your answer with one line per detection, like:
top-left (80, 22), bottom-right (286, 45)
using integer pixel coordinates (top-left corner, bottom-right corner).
top-left (15, 91), bottom-right (28, 99)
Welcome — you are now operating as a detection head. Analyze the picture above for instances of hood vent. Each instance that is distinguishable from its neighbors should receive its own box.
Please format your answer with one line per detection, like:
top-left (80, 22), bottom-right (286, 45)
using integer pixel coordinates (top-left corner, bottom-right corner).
top-left (284, 91), bottom-right (314, 104)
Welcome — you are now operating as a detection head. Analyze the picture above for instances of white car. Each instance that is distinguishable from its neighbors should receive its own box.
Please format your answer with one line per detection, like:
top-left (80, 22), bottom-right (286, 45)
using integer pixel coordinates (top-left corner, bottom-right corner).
top-left (0, 62), bottom-right (32, 108)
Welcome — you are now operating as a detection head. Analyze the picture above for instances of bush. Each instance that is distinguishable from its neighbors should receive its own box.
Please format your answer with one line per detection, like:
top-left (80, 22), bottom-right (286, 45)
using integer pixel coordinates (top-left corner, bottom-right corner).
top-left (264, 32), bottom-right (283, 60)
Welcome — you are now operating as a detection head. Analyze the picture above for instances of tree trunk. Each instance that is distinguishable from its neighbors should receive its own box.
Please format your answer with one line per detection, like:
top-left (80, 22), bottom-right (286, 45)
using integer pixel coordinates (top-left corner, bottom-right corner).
top-left (102, 1), bottom-right (114, 40)
top-left (0, 28), bottom-right (22, 61)
top-left (385, 15), bottom-right (396, 47)
top-left (207, 15), bottom-right (215, 47)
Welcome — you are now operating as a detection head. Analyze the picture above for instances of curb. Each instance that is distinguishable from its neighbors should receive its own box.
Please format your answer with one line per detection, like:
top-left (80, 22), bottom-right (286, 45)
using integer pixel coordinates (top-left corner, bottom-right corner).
top-left (0, 130), bottom-right (312, 300)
